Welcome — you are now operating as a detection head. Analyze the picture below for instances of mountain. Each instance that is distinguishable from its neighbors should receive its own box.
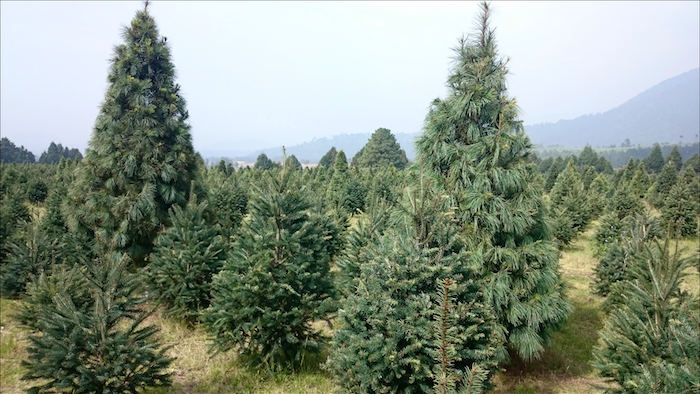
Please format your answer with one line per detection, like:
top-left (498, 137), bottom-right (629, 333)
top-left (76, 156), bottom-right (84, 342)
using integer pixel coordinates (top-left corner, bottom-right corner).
top-left (525, 68), bottom-right (700, 148)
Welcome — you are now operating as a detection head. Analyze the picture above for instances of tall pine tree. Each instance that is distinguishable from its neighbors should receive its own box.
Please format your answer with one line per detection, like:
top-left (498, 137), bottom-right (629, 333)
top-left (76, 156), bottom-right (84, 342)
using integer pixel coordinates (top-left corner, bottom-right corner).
top-left (67, 3), bottom-right (198, 265)
top-left (415, 2), bottom-right (571, 361)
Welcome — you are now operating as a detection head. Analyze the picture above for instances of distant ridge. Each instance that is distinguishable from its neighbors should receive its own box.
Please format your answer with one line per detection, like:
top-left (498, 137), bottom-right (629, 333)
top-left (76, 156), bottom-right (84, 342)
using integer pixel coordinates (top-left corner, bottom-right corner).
top-left (236, 132), bottom-right (421, 163)
top-left (525, 68), bottom-right (700, 148)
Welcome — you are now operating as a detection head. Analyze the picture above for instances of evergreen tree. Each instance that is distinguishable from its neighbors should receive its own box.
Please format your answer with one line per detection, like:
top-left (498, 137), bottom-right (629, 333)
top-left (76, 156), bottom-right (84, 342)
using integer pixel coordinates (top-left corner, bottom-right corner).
top-left (285, 154), bottom-right (303, 170)
top-left (628, 162), bottom-right (650, 199)
top-left (26, 179), bottom-right (48, 204)
top-left (0, 221), bottom-right (61, 299)
top-left (319, 146), bottom-right (338, 168)
top-left (661, 166), bottom-right (700, 236)
top-left (254, 153), bottom-right (278, 170)
top-left (326, 150), bottom-right (349, 212)
top-left (648, 162), bottom-right (677, 209)
top-left (609, 185), bottom-right (643, 221)
top-left (326, 173), bottom-right (501, 393)
top-left (20, 252), bottom-right (173, 393)
top-left (204, 168), bottom-right (338, 371)
top-left (351, 128), bottom-right (409, 170)
top-left (580, 165), bottom-right (597, 189)
top-left (683, 153), bottom-right (700, 175)
top-left (642, 144), bottom-right (664, 174)
top-left (0, 137), bottom-right (36, 163)
top-left (415, 2), bottom-right (571, 361)
top-left (145, 195), bottom-right (226, 324)
top-left (67, 5), bottom-right (198, 265)
top-left (38, 142), bottom-right (83, 164)
top-left (666, 145), bottom-right (683, 172)
top-left (587, 173), bottom-right (610, 219)
top-left (592, 233), bottom-right (699, 393)
top-left (544, 156), bottom-right (565, 192)
top-left (204, 170), bottom-right (248, 240)
top-left (578, 145), bottom-right (598, 168)
top-left (549, 158), bottom-right (590, 241)
top-left (537, 157), bottom-right (554, 174)
top-left (595, 156), bottom-right (614, 175)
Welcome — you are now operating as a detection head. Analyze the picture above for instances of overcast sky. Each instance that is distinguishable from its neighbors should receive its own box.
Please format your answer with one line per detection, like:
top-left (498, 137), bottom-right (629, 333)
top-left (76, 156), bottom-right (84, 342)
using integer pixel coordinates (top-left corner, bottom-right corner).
top-left (2, 1), bottom-right (698, 156)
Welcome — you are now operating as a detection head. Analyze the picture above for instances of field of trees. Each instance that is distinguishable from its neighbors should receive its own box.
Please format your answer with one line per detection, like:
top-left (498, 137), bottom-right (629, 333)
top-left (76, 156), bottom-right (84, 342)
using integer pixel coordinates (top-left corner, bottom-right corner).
top-left (1, 2), bottom-right (699, 393)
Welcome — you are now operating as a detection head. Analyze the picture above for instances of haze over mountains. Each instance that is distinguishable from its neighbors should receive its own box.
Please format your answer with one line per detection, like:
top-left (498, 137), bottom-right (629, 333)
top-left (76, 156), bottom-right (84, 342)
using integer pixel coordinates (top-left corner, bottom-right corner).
top-left (203, 68), bottom-right (700, 163)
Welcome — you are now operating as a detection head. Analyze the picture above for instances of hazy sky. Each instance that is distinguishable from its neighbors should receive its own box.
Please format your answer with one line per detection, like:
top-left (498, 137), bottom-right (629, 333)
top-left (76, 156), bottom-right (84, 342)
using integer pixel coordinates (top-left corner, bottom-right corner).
top-left (2, 1), bottom-right (698, 156)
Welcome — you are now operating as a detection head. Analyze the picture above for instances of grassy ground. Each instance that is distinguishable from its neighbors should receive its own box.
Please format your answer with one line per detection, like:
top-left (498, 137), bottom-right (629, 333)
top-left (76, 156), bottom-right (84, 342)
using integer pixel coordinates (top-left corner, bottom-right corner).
top-left (1, 223), bottom-right (698, 393)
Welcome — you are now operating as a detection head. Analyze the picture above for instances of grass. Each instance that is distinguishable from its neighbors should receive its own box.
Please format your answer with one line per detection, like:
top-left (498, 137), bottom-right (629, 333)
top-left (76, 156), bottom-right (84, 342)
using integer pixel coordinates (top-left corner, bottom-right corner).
top-left (1, 221), bottom-right (697, 393)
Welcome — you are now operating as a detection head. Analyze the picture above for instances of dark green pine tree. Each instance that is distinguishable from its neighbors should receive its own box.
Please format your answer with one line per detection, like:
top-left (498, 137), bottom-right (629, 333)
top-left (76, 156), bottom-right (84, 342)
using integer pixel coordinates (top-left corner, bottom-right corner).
top-left (666, 145), bottom-right (683, 172)
top-left (20, 252), bottom-right (173, 393)
top-left (415, 2), bottom-right (571, 361)
top-left (351, 127), bottom-right (409, 170)
top-left (254, 153), bottom-right (278, 170)
top-left (683, 153), bottom-right (700, 175)
top-left (578, 145), bottom-right (599, 168)
top-left (595, 155), bottom-right (615, 175)
top-left (580, 165), bottom-right (597, 189)
top-left (544, 156), bottom-right (565, 193)
top-left (0, 137), bottom-right (36, 163)
top-left (615, 157), bottom-right (637, 189)
top-left (661, 166), bottom-right (700, 236)
top-left (648, 162), bottom-right (677, 209)
top-left (145, 194), bottom-right (226, 325)
top-left (608, 185), bottom-right (643, 221)
top-left (628, 162), bottom-right (650, 199)
top-left (642, 144), bottom-right (664, 174)
top-left (326, 150), bottom-right (349, 212)
top-left (587, 173), bottom-right (610, 220)
top-left (203, 167), bottom-right (338, 371)
top-left (318, 146), bottom-right (338, 168)
top-left (326, 173), bottom-right (502, 393)
top-left (549, 158), bottom-right (591, 243)
top-left (67, 5), bottom-right (198, 265)
top-left (204, 170), bottom-right (248, 240)
top-left (285, 154), bottom-right (303, 170)
top-left (592, 234), bottom-right (699, 394)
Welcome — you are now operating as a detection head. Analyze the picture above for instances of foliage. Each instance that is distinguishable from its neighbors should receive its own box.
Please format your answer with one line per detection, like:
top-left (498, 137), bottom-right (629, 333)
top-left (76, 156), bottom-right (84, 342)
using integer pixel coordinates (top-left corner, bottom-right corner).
top-left (204, 168), bottom-right (338, 371)
top-left (608, 185), bottom-right (643, 221)
top-left (661, 166), bottom-right (700, 237)
top-left (326, 172), bottom-right (501, 393)
top-left (37, 142), bottom-right (83, 164)
top-left (254, 153), bottom-right (278, 171)
top-left (592, 232), bottom-right (699, 394)
top-left (666, 145), bottom-right (683, 172)
top-left (67, 7), bottom-right (198, 265)
top-left (415, 2), bottom-right (571, 361)
top-left (351, 128), bottom-right (409, 170)
top-left (683, 152), bottom-right (700, 175)
top-left (285, 154), bottom-right (303, 170)
top-left (0, 221), bottom-right (61, 299)
top-left (318, 147), bottom-right (338, 168)
top-left (628, 162), bottom-right (650, 199)
top-left (648, 162), bottom-right (677, 208)
top-left (145, 195), bottom-right (226, 325)
top-left (326, 150), bottom-right (349, 212)
top-left (642, 144), bottom-right (664, 174)
top-left (549, 159), bottom-right (590, 244)
top-left (20, 252), bottom-right (173, 393)
top-left (0, 137), bottom-right (35, 163)
top-left (26, 179), bottom-right (48, 204)
top-left (205, 170), bottom-right (248, 240)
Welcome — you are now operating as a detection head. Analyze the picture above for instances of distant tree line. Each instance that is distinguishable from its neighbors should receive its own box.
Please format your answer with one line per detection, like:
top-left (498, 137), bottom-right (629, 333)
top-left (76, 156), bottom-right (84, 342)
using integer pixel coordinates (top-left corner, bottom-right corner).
top-left (536, 142), bottom-right (699, 169)
top-left (0, 138), bottom-right (82, 164)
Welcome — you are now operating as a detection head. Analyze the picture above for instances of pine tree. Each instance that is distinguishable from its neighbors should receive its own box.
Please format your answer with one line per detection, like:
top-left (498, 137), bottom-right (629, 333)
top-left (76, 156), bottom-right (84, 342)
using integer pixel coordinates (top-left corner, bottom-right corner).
top-left (628, 162), bottom-right (650, 199)
top-left (67, 5), bottom-right (198, 265)
top-left (683, 153), bottom-right (700, 175)
top-left (549, 158), bottom-right (590, 241)
top-left (544, 156), bottom-right (565, 193)
top-left (20, 252), bottom-right (173, 393)
top-left (319, 146), bottom-right (338, 168)
top-left (587, 173), bottom-right (610, 219)
top-left (661, 166), bottom-right (700, 236)
top-left (204, 168), bottom-right (338, 371)
top-left (204, 170), bottom-right (248, 240)
top-left (592, 232), bottom-right (699, 393)
top-left (642, 144), bottom-right (664, 174)
top-left (666, 145), bottom-right (683, 172)
top-left (648, 162), bottom-right (677, 209)
top-left (415, 2), bottom-right (571, 361)
top-left (254, 153), bottom-right (278, 170)
top-left (326, 172), bottom-right (501, 393)
top-left (326, 150), bottom-right (349, 212)
top-left (145, 194), bottom-right (226, 324)
top-left (578, 146), bottom-right (598, 168)
top-left (285, 154), bottom-right (303, 170)
top-left (351, 128), bottom-right (409, 170)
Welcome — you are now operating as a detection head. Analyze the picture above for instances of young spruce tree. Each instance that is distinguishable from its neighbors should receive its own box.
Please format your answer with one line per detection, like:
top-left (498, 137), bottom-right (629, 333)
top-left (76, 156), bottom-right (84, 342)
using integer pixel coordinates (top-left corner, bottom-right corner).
top-left (204, 167), bottom-right (339, 371)
top-left (415, 2), bottom-right (571, 361)
top-left (67, 3), bottom-right (198, 265)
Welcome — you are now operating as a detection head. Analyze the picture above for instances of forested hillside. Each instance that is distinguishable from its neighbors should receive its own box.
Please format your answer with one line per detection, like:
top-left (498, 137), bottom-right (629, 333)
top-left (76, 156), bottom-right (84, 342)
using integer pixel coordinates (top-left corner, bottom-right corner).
top-left (526, 68), bottom-right (700, 147)
top-left (1, 3), bottom-right (698, 394)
